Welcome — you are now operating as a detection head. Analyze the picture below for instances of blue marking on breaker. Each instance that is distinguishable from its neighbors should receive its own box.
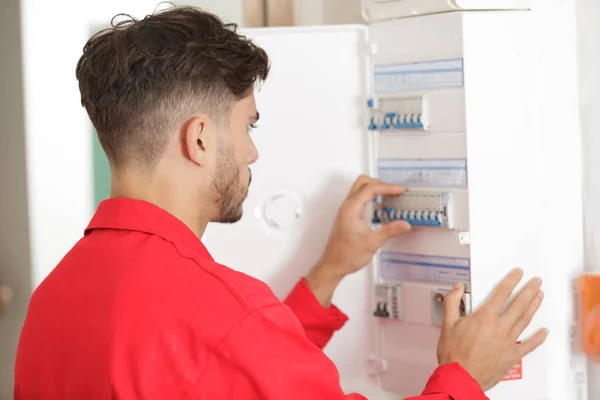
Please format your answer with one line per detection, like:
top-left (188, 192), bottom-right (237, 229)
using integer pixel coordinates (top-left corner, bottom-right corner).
top-left (406, 219), bottom-right (441, 227)
top-left (384, 207), bottom-right (394, 219)
top-left (402, 115), bottom-right (408, 129)
top-left (368, 117), bottom-right (377, 131)
top-left (372, 209), bottom-right (443, 227)
top-left (381, 113), bottom-right (395, 130)
top-left (368, 112), bottom-right (426, 131)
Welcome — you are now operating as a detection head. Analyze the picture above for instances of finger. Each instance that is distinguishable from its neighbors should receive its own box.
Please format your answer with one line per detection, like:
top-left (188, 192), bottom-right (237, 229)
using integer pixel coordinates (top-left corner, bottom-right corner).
top-left (348, 177), bottom-right (404, 201)
top-left (501, 276), bottom-right (543, 326)
top-left (509, 290), bottom-right (544, 340)
top-left (348, 175), bottom-right (375, 196)
top-left (516, 328), bottom-right (549, 359)
top-left (350, 183), bottom-right (406, 215)
top-left (480, 268), bottom-right (524, 314)
top-left (442, 282), bottom-right (466, 331)
top-left (373, 220), bottom-right (412, 245)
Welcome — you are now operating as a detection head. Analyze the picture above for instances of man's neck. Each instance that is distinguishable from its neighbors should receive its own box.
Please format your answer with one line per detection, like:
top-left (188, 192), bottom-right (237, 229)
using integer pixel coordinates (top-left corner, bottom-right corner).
top-left (110, 170), bottom-right (211, 239)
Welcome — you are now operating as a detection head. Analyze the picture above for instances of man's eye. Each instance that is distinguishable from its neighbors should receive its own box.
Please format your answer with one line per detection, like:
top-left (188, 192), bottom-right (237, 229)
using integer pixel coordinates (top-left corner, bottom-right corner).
top-left (248, 123), bottom-right (258, 132)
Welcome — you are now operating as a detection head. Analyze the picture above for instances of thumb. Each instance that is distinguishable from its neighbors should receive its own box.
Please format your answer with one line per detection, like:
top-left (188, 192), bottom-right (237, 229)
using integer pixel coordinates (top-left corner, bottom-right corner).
top-left (443, 282), bottom-right (465, 330)
top-left (374, 220), bottom-right (412, 245)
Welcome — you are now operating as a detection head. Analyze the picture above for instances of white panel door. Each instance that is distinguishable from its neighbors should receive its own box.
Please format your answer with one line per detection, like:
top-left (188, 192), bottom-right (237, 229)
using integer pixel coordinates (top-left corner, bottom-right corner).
top-left (201, 25), bottom-right (381, 395)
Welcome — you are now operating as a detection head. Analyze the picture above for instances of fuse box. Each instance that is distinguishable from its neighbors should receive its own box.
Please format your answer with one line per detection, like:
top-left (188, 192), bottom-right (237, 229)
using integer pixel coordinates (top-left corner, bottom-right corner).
top-left (202, 3), bottom-right (586, 399)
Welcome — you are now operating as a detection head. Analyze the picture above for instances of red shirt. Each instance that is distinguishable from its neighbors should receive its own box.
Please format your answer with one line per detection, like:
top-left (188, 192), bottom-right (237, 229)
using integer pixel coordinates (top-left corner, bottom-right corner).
top-left (15, 198), bottom-right (487, 400)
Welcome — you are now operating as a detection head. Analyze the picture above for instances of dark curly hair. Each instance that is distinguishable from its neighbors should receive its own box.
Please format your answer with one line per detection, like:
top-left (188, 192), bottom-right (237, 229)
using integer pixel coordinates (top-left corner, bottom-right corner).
top-left (76, 5), bottom-right (270, 167)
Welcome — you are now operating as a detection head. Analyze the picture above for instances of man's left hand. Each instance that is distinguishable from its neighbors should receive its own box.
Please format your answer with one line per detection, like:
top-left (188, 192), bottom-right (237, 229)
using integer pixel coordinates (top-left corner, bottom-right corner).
top-left (305, 175), bottom-right (412, 307)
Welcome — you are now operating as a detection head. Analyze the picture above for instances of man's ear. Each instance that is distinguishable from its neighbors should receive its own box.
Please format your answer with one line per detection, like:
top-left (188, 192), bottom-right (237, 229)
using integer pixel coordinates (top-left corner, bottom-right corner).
top-left (184, 116), bottom-right (213, 166)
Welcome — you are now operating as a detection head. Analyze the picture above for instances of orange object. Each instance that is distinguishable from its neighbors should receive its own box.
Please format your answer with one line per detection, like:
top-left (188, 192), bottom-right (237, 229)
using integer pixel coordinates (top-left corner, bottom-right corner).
top-left (579, 274), bottom-right (600, 362)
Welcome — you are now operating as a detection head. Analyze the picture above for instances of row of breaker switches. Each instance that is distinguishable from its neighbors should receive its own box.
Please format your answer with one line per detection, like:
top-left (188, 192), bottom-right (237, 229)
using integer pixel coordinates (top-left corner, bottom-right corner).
top-left (372, 207), bottom-right (445, 227)
top-left (372, 191), bottom-right (453, 229)
top-left (367, 96), bottom-right (429, 131)
top-left (368, 112), bottom-right (425, 131)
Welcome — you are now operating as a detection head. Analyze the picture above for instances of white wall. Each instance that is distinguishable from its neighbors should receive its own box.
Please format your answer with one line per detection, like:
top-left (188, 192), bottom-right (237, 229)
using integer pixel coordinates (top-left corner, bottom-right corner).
top-left (294, 0), bottom-right (326, 25)
top-left (189, 0), bottom-right (244, 23)
top-left (323, 0), bottom-right (364, 25)
top-left (576, 0), bottom-right (600, 396)
top-left (294, 0), bottom-right (364, 25)
top-left (577, 0), bottom-right (600, 270)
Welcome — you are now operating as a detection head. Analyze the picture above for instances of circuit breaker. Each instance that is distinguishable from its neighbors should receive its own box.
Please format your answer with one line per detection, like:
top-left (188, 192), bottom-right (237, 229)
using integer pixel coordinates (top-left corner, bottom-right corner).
top-left (203, 1), bottom-right (587, 399)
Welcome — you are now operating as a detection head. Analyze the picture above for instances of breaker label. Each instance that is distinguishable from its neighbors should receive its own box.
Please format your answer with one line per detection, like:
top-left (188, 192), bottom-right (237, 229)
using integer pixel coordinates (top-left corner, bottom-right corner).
top-left (374, 58), bottom-right (464, 94)
top-left (380, 252), bottom-right (470, 286)
top-left (377, 158), bottom-right (468, 188)
top-left (502, 360), bottom-right (523, 381)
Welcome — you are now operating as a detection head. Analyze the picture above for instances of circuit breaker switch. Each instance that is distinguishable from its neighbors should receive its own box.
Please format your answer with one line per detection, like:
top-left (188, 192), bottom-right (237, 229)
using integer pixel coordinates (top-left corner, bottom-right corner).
top-left (374, 284), bottom-right (402, 320)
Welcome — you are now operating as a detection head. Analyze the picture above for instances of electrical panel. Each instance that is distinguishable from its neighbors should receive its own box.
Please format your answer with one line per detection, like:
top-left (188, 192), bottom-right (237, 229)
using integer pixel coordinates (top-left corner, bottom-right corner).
top-left (368, 14), bottom-right (473, 375)
top-left (204, 2), bottom-right (587, 399)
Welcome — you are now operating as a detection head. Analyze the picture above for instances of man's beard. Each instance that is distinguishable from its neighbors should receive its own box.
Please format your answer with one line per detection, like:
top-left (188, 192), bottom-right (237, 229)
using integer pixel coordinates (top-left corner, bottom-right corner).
top-left (211, 144), bottom-right (250, 223)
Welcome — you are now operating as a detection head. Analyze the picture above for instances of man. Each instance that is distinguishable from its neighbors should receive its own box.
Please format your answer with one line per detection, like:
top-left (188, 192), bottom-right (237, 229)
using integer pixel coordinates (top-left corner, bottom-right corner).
top-left (14, 6), bottom-right (547, 399)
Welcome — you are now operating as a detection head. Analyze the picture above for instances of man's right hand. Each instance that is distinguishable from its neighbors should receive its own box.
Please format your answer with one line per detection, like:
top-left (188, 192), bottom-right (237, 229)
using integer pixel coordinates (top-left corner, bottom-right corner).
top-left (437, 268), bottom-right (548, 392)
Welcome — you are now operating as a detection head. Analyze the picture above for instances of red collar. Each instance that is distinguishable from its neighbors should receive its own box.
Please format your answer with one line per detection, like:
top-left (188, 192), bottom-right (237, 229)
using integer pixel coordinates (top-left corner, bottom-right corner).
top-left (85, 198), bottom-right (213, 261)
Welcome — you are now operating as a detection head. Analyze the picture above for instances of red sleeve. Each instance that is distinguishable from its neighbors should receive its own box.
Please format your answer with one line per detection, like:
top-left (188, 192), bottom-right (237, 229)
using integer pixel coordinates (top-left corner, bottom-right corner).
top-left (283, 278), bottom-right (349, 349)
top-left (191, 303), bottom-right (366, 400)
top-left (406, 363), bottom-right (489, 400)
